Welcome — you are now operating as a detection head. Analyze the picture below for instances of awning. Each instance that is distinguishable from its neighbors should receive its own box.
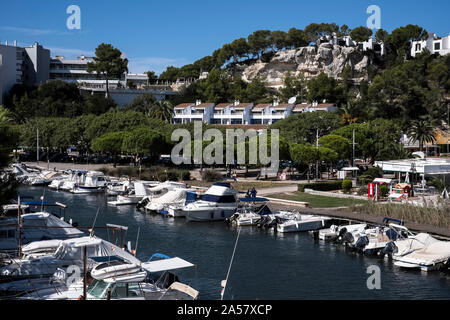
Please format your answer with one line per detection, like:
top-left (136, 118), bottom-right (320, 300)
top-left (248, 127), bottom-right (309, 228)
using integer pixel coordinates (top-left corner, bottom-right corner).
top-left (141, 257), bottom-right (195, 273)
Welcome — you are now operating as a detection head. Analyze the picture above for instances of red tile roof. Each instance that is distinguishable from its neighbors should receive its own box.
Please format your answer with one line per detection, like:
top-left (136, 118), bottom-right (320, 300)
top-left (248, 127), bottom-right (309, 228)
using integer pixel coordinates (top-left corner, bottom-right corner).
top-left (174, 103), bottom-right (195, 109)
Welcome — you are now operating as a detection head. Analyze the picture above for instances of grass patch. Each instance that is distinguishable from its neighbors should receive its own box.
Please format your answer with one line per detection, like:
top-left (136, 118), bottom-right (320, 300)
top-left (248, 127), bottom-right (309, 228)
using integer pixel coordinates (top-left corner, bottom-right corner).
top-left (266, 191), bottom-right (367, 208)
top-left (347, 201), bottom-right (450, 229)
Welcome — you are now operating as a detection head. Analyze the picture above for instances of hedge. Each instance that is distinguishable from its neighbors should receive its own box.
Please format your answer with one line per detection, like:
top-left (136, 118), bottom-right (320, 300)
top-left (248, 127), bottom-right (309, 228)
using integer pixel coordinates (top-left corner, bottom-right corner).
top-left (298, 180), bottom-right (343, 192)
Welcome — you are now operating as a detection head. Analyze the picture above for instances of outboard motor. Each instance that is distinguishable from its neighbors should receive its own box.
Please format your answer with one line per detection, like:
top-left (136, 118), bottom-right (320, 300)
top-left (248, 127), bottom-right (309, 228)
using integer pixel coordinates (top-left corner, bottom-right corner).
top-left (334, 227), bottom-right (348, 244)
top-left (257, 216), bottom-right (269, 228)
top-left (381, 241), bottom-right (398, 257)
top-left (354, 236), bottom-right (369, 251)
top-left (342, 232), bottom-right (354, 245)
top-left (136, 197), bottom-right (150, 210)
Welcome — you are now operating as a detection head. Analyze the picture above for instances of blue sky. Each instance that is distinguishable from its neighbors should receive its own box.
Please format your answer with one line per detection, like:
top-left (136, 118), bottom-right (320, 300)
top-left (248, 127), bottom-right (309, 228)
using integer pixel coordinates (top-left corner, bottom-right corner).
top-left (0, 0), bottom-right (449, 74)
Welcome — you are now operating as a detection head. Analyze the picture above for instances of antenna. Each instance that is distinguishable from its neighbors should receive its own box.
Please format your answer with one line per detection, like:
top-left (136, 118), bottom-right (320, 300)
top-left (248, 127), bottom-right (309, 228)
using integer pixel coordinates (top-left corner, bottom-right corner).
top-left (288, 96), bottom-right (297, 104)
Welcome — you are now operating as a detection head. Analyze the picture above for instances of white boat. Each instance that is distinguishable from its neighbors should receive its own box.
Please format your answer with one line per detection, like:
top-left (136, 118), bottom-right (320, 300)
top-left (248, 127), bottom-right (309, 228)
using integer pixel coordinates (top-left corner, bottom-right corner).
top-left (276, 213), bottom-right (332, 233)
top-left (0, 235), bottom-right (141, 281)
top-left (136, 181), bottom-right (187, 210)
top-left (0, 212), bottom-right (84, 254)
top-left (391, 233), bottom-right (450, 271)
top-left (145, 188), bottom-right (191, 213)
top-left (227, 197), bottom-right (272, 226)
top-left (183, 183), bottom-right (238, 222)
top-left (59, 170), bottom-right (87, 191)
top-left (318, 223), bottom-right (367, 241)
top-left (71, 171), bottom-right (107, 194)
top-left (340, 223), bottom-right (412, 255)
top-left (48, 174), bottom-right (70, 190)
top-left (17, 256), bottom-right (198, 300)
top-left (108, 181), bottom-right (159, 206)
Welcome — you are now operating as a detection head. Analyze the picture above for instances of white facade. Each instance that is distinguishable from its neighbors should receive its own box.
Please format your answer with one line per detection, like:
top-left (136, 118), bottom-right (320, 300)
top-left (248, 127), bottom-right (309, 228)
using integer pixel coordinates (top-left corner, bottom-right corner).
top-left (173, 100), bottom-right (215, 124)
top-left (304, 101), bottom-right (338, 113)
top-left (211, 101), bottom-right (254, 125)
top-left (250, 101), bottom-right (294, 125)
top-left (411, 33), bottom-right (450, 57)
top-left (0, 41), bottom-right (50, 104)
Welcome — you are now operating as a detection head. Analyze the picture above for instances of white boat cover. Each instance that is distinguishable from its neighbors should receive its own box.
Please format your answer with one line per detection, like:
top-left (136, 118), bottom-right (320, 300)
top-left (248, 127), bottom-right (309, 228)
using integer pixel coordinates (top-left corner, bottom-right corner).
top-left (149, 189), bottom-right (187, 206)
top-left (141, 257), bottom-right (194, 273)
top-left (134, 181), bottom-right (149, 197)
top-left (394, 233), bottom-right (440, 256)
top-left (22, 239), bottom-right (62, 255)
top-left (395, 237), bottom-right (450, 266)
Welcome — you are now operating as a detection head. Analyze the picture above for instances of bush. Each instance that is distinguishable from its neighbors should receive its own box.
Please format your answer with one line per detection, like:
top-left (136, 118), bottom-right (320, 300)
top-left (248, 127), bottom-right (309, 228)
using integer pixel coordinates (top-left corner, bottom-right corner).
top-left (380, 184), bottom-right (389, 198)
top-left (357, 185), bottom-right (368, 196)
top-left (202, 170), bottom-right (222, 182)
top-left (342, 180), bottom-right (353, 193)
top-left (298, 180), bottom-right (343, 192)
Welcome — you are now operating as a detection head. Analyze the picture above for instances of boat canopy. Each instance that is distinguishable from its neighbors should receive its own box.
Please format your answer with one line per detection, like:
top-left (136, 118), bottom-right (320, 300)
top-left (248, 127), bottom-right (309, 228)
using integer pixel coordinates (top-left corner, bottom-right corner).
top-left (141, 257), bottom-right (195, 273)
top-left (238, 197), bottom-right (269, 202)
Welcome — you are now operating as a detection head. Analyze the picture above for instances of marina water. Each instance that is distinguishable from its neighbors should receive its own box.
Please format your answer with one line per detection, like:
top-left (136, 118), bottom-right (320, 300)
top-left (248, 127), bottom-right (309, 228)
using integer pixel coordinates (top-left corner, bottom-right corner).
top-left (21, 186), bottom-right (450, 300)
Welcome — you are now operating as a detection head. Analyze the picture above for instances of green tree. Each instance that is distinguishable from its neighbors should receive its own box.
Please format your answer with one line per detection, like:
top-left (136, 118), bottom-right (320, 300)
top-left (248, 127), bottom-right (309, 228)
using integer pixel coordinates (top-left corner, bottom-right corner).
top-left (248, 30), bottom-right (272, 58)
top-left (148, 100), bottom-right (174, 123)
top-left (125, 93), bottom-right (156, 113)
top-left (319, 134), bottom-right (351, 160)
top-left (307, 73), bottom-right (345, 105)
top-left (289, 143), bottom-right (318, 182)
top-left (91, 131), bottom-right (125, 167)
top-left (350, 26), bottom-right (373, 43)
top-left (375, 29), bottom-right (388, 43)
top-left (87, 43), bottom-right (128, 98)
top-left (245, 77), bottom-right (268, 103)
top-left (408, 118), bottom-right (437, 151)
top-left (0, 114), bottom-right (19, 205)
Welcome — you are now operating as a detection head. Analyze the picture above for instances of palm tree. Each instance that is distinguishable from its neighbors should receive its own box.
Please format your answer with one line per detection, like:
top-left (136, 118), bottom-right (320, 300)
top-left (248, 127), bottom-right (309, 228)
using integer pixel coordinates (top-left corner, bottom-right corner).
top-left (148, 100), bottom-right (174, 123)
top-left (408, 119), bottom-right (437, 151)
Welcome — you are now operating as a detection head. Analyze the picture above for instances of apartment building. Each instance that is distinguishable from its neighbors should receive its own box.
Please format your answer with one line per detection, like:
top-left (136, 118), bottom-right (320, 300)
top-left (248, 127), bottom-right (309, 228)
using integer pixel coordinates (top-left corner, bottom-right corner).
top-left (411, 32), bottom-right (450, 57)
top-left (0, 41), bottom-right (50, 104)
top-left (173, 100), bottom-right (215, 124)
top-left (211, 101), bottom-right (254, 125)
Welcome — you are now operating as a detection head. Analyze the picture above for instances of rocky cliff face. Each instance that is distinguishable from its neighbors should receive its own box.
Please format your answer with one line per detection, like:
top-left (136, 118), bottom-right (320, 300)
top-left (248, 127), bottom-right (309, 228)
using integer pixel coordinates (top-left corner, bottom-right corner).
top-left (238, 43), bottom-right (371, 88)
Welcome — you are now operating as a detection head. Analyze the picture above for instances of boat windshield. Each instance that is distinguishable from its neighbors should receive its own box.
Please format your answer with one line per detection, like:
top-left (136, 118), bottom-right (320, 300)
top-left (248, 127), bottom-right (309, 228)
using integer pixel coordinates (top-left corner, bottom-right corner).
top-left (202, 194), bottom-right (236, 203)
top-left (87, 279), bottom-right (112, 298)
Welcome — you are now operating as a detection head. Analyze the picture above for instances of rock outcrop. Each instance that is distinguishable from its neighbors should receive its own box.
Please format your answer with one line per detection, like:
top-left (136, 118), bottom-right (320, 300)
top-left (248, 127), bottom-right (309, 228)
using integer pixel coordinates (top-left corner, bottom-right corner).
top-left (239, 43), bottom-right (371, 87)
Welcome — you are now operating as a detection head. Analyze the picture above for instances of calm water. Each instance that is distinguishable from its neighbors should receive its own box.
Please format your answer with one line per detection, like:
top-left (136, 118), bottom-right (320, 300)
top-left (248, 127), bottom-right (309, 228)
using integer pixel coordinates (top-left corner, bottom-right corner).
top-left (20, 186), bottom-right (450, 300)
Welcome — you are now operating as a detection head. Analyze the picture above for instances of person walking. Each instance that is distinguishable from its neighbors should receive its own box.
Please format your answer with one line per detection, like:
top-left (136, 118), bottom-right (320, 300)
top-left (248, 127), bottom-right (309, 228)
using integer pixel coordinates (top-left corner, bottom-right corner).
top-left (250, 187), bottom-right (257, 198)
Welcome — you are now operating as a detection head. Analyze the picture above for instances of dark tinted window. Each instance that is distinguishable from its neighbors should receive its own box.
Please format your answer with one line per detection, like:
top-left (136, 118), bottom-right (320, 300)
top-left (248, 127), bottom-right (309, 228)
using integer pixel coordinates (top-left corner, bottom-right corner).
top-left (202, 194), bottom-right (236, 203)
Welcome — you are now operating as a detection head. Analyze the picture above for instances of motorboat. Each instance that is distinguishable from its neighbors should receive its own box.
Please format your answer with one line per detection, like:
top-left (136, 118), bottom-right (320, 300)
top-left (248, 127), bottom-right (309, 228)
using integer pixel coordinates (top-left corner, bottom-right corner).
top-left (317, 223), bottom-right (367, 242)
top-left (48, 173), bottom-right (71, 190)
top-left (340, 223), bottom-right (412, 255)
top-left (167, 191), bottom-right (199, 218)
top-left (59, 170), bottom-right (87, 191)
top-left (108, 181), bottom-right (159, 206)
top-left (226, 197), bottom-right (272, 226)
top-left (17, 256), bottom-right (198, 300)
top-left (11, 164), bottom-right (39, 183)
top-left (183, 183), bottom-right (238, 222)
top-left (276, 213), bottom-right (332, 233)
top-left (136, 181), bottom-right (187, 210)
top-left (71, 171), bottom-right (107, 194)
top-left (106, 178), bottom-right (133, 196)
top-left (145, 188), bottom-right (191, 213)
top-left (390, 233), bottom-right (450, 271)
top-left (0, 235), bottom-right (141, 281)
top-left (0, 212), bottom-right (84, 255)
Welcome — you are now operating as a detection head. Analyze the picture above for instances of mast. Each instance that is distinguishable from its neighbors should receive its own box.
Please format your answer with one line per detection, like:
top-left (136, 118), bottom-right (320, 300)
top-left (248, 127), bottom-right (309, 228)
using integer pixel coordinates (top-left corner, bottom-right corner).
top-left (83, 245), bottom-right (87, 300)
top-left (17, 195), bottom-right (22, 258)
top-left (221, 228), bottom-right (241, 300)
top-left (36, 127), bottom-right (39, 165)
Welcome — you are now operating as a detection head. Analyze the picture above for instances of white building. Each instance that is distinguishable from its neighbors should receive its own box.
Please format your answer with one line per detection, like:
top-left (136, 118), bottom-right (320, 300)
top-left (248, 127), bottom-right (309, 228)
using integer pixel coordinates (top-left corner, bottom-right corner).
top-left (317, 33), bottom-right (385, 56)
top-left (173, 100), bottom-right (215, 124)
top-left (304, 101), bottom-right (338, 113)
top-left (211, 101), bottom-right (253, 125)
top-left (0, 41), bottom-right (50, 104)
top-left (250, 100), bottom-right (294, 125)
top-left (411, 32), bottom-right (450, 57)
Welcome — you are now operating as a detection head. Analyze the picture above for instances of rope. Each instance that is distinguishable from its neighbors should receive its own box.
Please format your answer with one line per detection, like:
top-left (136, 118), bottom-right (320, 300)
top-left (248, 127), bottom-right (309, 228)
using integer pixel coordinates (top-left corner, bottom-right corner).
top-left (221, 228), bottom-right (241, 300)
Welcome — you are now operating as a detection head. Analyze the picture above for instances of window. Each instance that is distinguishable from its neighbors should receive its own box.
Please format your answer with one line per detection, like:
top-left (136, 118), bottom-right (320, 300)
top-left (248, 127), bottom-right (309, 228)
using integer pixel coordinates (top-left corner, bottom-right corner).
top-left (415, 43), bottom-right (421, 51)
top-left (434, 42), bottom-right (441, 51)
top-left (202, 194), bottom-right (236, 203)
top-left (87, 280), bottom-right (111, 298)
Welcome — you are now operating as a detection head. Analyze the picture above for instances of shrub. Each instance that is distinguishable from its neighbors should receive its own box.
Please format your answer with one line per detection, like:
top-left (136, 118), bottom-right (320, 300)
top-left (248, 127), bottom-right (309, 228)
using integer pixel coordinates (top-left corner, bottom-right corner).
top-left (342, 179), bottom-right (353, 193)
top-left (202, 170), bottom-right (222, 182)
top-left (357, 185), bottom-right (368, 196)
top-left (380, 184), bottom-right (389, 198)
top-left (298, 180), bottom-right (343, 192)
